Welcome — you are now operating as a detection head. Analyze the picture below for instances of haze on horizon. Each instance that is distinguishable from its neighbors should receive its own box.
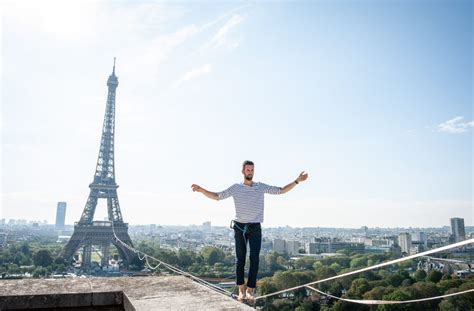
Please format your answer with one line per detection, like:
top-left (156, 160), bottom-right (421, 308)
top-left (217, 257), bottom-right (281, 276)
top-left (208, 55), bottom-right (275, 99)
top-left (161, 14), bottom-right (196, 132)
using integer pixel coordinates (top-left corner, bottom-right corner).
top-left (1, 0), bottom-right (472, 228)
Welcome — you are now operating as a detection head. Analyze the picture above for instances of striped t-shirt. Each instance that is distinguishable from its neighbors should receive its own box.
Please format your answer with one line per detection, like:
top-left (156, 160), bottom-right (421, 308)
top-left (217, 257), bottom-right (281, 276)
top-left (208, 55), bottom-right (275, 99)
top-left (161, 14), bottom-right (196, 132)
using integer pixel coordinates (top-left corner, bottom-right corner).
top-left (217, 182), bottom-right (281, 223)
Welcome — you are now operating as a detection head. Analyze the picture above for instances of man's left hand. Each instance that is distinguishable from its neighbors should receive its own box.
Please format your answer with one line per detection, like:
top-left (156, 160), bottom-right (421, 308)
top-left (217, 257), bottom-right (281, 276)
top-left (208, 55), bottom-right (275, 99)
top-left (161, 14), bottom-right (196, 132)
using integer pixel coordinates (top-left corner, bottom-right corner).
top-left (296, 171), bottom-right (308, 183)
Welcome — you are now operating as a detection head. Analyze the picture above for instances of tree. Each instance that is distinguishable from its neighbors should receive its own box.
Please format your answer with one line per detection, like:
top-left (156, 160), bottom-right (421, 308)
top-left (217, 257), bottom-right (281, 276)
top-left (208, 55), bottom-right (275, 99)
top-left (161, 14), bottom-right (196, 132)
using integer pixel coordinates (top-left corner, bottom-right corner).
top-left (312, 261), bottom-right (323, 271)
top-left (367, 253), bottom-right (389, 263)
top-left (267, 252), bottom-right (286, 273)
top-left (13, 253), bottom-right (31, 266)
top-left (0, 249), bottom-right (12, 266)
top-left (33, 249), bottom-right (53, 267)
top-left (349, 256), bottom-right (367, 268)
top-left (19, 243), bottom-right (31, 256)
top-left (188, 263), bottom-right (202, 274)
top-left (329, 262), bottom-right (342, 273)
top-left (156, 249), bottom-right (179, 265)
top-left (426, 270), bottom-right (443, 283)
top-left (32, 267), bottom-right (48, 278)
top-left (378, 269), bottom-right (391, 279)
top-left (438, 286), bottom-right (474, 311)
top-left (223, 253), bottom-right (235, 266)
top-left (336, 249), bottom-right (350, 256)
top-left (458, 281), bottom-right (474, 305)
top-left (7, 264), bottom-right (21, 274)
top-left (401, 278), bottom-right (412, 287)
top-left (294, 257), bottom-right (316, 270)
top-left (398, 270), bottom-right (411, 281)
top-left (408, 282), bottom-right (440, 310)
top-left (54, 257), bottom-right (67, 265)
top-left (177, 249), bottom-right (195, 268)
top-left (368, 279), bottom-right (389, 288)
top-left (397, 259), bottom-right (415, 270)
top-left (379, 289), bottom-right (414, 311)
top-left (200, 246), bottom-right (224, 265)
top-left (388, 273), bottom-right (404, 287)
top-left (315, 266), bottom-right (337, 280)
top-left (441, 273), bottom-right (452, 281)
top-left (328, 281), bottom-right (344, 297)
top-left (338, 268), bottom-right (358, 289)
top-left (314, 266), bottom-right (336, 292)
top-left (363, 286), bottom-right (391, 300)
top-left (330, 300), bottom-right (355, 311)
top-left (294, 271), bottom-right (315, 287)
top-left (438, 300), bottom-right (457, 311)
top-left (54, 264), bottom-right (67, 274)
top-left (276, 256), bottom-right (289, 268)
top-left (361, 270), bottom-right (380, 281)
top-left (437, 278), bottom-right (462, 293)
top-left (321, 255), bottom-right (350, 268)
top-left (137, 241), bottom-right (157, 257)
top-left (270, 298), bottom-right (297, 311)
top-left (295, 300), bottom-right (319, 311)
top-left (413, 269), bottom-right (426, 282)
top-left (257, 278), bottom-right (279, 296)
top-left (273, 271), bottom-right (300, 290)
top-left (213, 262), bottom-right (224, 276)
top-left (346, 278), bottom-right (370, 298)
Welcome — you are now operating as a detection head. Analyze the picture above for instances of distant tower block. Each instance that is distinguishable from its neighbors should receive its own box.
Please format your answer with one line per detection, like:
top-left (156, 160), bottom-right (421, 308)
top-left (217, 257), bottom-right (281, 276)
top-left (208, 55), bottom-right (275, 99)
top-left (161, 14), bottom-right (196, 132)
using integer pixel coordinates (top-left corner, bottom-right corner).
top-left (450, 218), bottom-right (466, 243)
top-left (55, 202), bottom-right (67, 229)
top-left (62, 59), bottom-right (137, 268)
top-left (398, 233), bottom-right (411, 254)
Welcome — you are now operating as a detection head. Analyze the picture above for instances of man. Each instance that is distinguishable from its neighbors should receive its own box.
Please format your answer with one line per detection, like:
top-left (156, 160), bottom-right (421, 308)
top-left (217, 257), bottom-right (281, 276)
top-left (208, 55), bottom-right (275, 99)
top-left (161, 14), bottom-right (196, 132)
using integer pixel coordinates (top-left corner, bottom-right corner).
top-left (191, 160), bottom-right (308, 301)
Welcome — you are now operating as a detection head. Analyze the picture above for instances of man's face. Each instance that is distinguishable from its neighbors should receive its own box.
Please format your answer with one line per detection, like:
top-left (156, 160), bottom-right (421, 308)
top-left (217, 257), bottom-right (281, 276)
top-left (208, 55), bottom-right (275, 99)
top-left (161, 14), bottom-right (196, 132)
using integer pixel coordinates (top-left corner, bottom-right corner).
top-left (242, 165), bottom-right (254, 181)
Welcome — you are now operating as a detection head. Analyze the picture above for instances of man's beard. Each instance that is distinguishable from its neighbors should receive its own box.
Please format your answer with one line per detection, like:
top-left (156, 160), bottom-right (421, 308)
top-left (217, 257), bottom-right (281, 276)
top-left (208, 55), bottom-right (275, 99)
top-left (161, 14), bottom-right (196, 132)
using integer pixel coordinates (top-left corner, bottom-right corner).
top-left (245, 175), bottom-right (253, 181)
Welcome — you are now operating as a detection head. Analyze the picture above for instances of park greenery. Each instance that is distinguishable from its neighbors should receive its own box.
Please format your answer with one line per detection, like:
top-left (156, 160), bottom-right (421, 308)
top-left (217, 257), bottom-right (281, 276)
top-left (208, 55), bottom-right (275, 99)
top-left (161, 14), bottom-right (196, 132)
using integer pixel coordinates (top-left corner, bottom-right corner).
top-left (1, 238), bottom-right (473, 310)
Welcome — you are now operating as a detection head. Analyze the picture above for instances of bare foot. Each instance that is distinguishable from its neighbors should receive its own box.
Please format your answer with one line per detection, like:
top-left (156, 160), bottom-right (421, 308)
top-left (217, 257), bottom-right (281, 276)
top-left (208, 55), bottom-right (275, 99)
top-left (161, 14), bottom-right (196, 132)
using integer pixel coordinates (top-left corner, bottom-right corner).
top-left (238, 284), bottom-right (247, 301)
top-left (246, 288), bottom-right (256, 301)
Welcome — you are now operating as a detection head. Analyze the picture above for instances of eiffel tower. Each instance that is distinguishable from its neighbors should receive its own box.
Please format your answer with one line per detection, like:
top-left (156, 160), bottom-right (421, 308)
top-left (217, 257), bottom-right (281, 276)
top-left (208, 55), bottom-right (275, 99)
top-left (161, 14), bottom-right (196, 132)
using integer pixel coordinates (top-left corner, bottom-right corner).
top-left (63, 59), bottom-right (136, 268)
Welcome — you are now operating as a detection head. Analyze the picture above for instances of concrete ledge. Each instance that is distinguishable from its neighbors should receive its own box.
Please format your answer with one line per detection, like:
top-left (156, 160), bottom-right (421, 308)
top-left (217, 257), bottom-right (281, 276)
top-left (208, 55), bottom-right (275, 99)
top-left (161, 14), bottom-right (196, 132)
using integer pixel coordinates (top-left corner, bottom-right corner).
top-left (0, 276), bottom-right (253, 310)
top-left (0, 292), bottom-right (123, 310)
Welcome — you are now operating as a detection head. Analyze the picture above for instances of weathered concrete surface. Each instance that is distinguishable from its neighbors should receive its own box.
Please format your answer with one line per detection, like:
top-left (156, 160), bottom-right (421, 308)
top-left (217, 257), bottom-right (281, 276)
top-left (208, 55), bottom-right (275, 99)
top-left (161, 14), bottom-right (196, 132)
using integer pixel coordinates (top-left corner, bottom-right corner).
top-left (0, 276), bottom-right (253, 310)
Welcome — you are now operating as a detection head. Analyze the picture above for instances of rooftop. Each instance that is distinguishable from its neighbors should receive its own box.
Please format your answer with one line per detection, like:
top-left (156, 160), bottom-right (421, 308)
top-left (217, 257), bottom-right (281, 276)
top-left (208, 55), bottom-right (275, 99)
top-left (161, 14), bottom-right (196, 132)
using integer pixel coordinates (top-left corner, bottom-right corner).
top-left (0, 276), bottom-right (253, 310)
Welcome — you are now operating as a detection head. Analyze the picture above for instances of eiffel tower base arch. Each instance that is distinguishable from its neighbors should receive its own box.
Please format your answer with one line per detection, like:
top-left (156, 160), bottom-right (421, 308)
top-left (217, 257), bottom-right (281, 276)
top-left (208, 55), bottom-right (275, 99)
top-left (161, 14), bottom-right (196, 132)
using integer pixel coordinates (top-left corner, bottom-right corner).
top-left (63, 221), bottom-right (137, 268)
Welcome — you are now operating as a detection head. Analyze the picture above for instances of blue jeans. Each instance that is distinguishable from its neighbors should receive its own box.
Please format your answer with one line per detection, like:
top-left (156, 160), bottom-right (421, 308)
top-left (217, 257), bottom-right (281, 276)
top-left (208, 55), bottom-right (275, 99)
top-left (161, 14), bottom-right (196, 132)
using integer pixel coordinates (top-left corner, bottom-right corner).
top-left (233, 221), bottom-right (262, 288)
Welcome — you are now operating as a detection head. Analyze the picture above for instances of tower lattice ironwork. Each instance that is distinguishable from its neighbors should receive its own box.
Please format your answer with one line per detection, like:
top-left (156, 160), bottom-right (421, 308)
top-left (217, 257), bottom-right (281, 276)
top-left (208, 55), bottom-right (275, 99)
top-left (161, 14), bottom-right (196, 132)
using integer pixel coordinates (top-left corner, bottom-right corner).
top-left (63, 60), bottom-right (136, 268)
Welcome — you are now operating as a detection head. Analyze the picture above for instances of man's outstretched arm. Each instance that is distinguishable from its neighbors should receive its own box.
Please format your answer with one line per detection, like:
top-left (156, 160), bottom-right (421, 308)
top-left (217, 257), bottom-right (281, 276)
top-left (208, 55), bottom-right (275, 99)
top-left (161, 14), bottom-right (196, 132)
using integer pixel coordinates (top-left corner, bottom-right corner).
top-left (281, 171), bottom-right (309, 194)
top-left (191, 184), bottom-right (219, 200)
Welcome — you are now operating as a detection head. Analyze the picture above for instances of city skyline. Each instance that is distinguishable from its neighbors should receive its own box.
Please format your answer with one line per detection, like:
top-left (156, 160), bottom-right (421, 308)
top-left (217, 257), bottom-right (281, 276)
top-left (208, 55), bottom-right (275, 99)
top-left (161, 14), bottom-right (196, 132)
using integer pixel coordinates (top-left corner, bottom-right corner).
top-left (2, 0), bottom-right (473, 228)
top-left (1, 213), bottom-right (472, 231)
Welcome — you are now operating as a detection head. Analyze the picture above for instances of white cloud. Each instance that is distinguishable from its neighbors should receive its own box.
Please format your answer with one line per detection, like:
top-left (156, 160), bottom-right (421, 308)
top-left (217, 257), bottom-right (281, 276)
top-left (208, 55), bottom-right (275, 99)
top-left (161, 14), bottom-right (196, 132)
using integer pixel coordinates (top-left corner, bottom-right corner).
top-left (175, 64), bottom-right (212, 87)
top-left (211, 14), bottom-right (245, 50)
top-left (120, 24), bottom-right (200, 78)
top-left (438, 116), bottom-right (474, 134)
top-left (116, 8), bottom-right (247, 84)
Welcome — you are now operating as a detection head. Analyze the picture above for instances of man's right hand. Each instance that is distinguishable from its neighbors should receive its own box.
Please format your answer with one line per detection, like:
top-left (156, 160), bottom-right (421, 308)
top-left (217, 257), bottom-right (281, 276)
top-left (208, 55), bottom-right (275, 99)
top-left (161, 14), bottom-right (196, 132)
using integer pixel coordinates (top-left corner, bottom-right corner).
top-left (191, 184), bottom-right (219, 200)
top-left (191, 184), bottom-right (202, 192)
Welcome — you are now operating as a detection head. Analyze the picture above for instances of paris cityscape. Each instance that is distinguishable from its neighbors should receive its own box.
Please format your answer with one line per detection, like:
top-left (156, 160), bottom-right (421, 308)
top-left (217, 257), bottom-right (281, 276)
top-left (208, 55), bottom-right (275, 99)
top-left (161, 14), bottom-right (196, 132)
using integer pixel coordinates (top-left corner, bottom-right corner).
top-left (1, 213), bottom-right (473, 266)
top-left (1, 207), bottom-right (473, 310)
top-left (2, 1), bottom-right (473, 310)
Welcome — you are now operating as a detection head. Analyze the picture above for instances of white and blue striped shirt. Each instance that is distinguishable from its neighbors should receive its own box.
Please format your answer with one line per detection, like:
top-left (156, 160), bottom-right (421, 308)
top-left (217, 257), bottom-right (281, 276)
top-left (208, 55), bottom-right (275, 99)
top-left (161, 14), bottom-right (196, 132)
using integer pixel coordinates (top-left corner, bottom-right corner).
top-left (217, 182), bottom-right (281, 223)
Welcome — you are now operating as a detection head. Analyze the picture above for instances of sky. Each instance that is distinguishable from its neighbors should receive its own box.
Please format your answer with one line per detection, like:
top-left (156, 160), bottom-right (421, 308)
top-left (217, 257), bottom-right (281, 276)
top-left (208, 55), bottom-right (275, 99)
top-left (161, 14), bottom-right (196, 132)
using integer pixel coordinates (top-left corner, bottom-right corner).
top-left (1, 0), bottom-right (472, 228)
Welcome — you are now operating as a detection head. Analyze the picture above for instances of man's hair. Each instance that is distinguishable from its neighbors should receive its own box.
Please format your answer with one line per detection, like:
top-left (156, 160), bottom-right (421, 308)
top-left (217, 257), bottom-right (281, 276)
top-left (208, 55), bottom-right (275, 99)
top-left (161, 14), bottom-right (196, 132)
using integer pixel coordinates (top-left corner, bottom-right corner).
top-left (242, 160), bottom-right (254, 170)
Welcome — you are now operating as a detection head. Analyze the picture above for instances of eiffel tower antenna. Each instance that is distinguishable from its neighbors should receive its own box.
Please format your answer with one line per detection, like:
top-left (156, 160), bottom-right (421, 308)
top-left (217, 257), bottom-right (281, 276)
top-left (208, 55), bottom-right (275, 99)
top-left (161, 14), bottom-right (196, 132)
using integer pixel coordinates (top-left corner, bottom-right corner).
top-left (62, 61), bottom-right (136, 269)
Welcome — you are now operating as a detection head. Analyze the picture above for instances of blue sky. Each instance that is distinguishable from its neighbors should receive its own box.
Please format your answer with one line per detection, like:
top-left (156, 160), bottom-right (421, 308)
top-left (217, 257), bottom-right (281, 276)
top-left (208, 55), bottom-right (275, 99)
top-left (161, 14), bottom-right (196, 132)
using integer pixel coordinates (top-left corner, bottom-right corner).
top-left (1, 0), bottom-right (472, 228)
